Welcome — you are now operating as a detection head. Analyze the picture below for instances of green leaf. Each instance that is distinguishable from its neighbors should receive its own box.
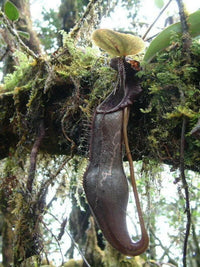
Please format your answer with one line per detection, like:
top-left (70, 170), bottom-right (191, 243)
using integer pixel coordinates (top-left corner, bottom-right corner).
top-left (4, 1), bottom-right (19, 21)
top-left (143, 10), bottom-right (200, 63)
top-left (154, 0), bottom-right (164, 9)
top-left (17, 30), bottom-right (30, 40)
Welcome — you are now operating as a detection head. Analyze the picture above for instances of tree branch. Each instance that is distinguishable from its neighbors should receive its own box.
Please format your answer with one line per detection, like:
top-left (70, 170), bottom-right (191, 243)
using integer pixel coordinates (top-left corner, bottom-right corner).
top-left (142, 0), bottom-right (173, 40)
top-left (48, 212), bottom-right (91, 267)
top-left (180, 117), bottom-right (191, 267)
top-left (175, 1), bottom-right (192, 266)
top-left (26, 121), bottom-right (45, 193)
top-left (40, 156), bottom-right (73, 208)
top-left (69, 0), bottom-right (102, 40)
top-left (176, 0), bottom-right (191, 60)
top-left (0, 11), bottom-right (38, 59)
top-left (150, 229), bottom-right (178, 266)
top-left (42, 221), bottom-right (64, 265)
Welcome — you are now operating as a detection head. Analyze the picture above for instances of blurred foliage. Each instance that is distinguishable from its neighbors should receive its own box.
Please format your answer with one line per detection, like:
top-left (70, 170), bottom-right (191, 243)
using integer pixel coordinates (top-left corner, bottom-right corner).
top-left (34, 8), bottom-right (62, 52)
top-left (134, 160), bottom-right (200, 266)
top-left (32, 0), bottom-right (143, 52)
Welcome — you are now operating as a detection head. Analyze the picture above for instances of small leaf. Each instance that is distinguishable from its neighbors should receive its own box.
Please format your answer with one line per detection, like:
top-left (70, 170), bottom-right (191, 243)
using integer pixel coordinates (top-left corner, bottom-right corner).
top-left (92, 29), bottom-right (145, 57)
top-left (4, 1), bottom-right (19, 21)
top-left (154, 0), bottom-right (164, 9)
top-left (18, 30), bottom-right (30, 40)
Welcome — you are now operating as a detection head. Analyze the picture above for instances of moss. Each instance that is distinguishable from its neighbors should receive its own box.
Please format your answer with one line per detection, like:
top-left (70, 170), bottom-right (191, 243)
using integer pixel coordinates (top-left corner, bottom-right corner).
top-left (57, 32), bottom-right (116, 108)
top-left (63, 259), bottom-right (83, 267)
top-left (0, 33), bottom-right (117, 157)
top-left (138, 36), bottom-right (200, 170)
top-left (0, 36), bottom-right (119, 264)
top-left (103, 244), bottom-right (145, 267)
top-left (139, 38), bottom-right (200, 168)
top-left (0, 32), bottom-right (199, 170)
top-left (2, 51), bottom-right (36, 92)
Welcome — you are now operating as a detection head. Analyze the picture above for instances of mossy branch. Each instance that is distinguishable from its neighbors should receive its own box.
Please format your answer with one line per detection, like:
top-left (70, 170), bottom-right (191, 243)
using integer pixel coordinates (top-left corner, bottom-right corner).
top-left (27, 121), bottom-right (45, 193)
top-left (176, 0), bottom-right (191, 60)
top-left (69, 0), bottom-right (101, 40)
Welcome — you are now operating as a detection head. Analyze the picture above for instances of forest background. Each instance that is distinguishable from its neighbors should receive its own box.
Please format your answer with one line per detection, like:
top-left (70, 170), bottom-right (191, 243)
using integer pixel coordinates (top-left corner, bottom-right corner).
top-left (0, 0), bottom-right (200, 266)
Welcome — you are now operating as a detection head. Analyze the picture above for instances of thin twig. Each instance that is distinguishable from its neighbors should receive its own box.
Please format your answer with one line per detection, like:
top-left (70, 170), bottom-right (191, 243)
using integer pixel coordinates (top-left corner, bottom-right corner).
top-left (144, 32), bottom-right (160, 42)
top-left (40, 155), bottom-right (72, 199)
top-left (175, 1), bottom-right (191, 266)
top-left (39, 155), bottom-right (73, 211)
top-left (42, 221), bottom-right (65, 265)
top-left (142, 0), bottom-right (173, 40)
top-left (27, 121), bottom-right (45, 193)
top-left (58, 217), bottom-right (68, 241)
top-left (0, 11), bottom-right (38, 59)
top-left (69, 0), bottom-right (101, 40)
top-left (180, 117), bottom-right (191, 267)
top-left (48, 212), bottom-right (91, 267)
top-left (150, 230), bottom-right (178, 266)
top-left (61, 112), bottom-right (76, 154)
top-left (176, 0), bottom-right (189, 33)
top-left (176, 0), bottom-right (191, 63)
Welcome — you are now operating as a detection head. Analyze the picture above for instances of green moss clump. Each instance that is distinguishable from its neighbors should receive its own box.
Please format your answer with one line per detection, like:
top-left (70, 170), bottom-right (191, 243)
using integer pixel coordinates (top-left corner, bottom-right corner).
top-left (139, 36), bottom-right (200, 170)
top-left (54, 32), bottom-right (117, 120)
top-left (2, 51), bottom-right (36, 92)
top-left (103, 244), bottom-right (145, 267)
top-left (63, 259), bottom-right (83, 267)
